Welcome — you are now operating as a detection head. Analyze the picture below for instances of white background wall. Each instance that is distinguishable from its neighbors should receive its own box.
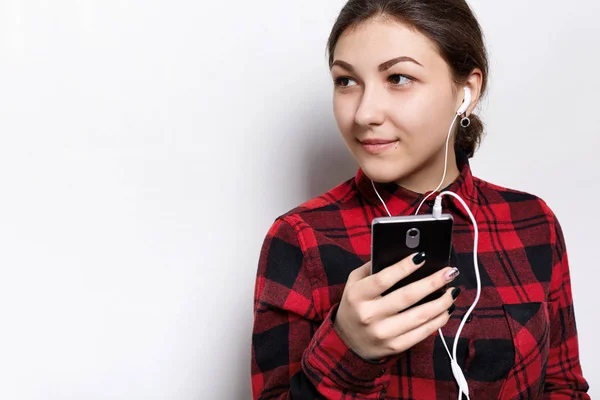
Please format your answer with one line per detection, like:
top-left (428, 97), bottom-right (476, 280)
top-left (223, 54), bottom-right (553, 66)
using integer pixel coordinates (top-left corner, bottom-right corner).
top-left (0, 0), bottom-right (597, 399)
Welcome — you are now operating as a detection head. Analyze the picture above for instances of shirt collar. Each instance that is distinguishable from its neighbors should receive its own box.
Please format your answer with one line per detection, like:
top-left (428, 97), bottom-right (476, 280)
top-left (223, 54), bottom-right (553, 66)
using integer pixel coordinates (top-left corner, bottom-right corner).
top-left (354, 150), bottom-right (479, 220)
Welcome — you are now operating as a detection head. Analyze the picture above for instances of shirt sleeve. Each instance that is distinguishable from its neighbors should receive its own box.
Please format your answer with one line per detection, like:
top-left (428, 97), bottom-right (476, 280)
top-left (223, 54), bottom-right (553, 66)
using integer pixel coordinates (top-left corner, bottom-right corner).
top-left (543, 216), bottom-right (590, 399)
top-left (251, 217), bottom-right (396, 399)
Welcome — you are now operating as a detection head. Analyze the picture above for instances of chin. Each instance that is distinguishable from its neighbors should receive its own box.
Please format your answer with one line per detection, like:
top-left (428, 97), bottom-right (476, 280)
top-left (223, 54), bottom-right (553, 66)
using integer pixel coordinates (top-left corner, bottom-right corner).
top-left (359, 159), bottom-right (409, 184)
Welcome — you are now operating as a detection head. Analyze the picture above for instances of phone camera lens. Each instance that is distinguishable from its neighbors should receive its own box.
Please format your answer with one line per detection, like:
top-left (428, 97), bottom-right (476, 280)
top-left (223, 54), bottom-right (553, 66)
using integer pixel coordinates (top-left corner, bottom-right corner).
top-left (408, 229), bottom-right (418, 238)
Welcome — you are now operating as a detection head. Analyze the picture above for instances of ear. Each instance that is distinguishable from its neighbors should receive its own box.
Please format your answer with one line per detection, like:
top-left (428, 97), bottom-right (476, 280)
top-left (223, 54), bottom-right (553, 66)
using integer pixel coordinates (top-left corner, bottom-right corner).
top-left (462, 68), bottom-right (483, 116)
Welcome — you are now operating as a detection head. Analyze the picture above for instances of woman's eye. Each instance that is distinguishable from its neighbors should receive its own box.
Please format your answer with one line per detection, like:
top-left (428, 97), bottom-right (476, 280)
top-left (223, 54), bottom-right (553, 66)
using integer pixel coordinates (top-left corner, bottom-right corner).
top-left (389, 74), bottom-right (411, 86)
top-left (335, 77), bottom-right (357, 87)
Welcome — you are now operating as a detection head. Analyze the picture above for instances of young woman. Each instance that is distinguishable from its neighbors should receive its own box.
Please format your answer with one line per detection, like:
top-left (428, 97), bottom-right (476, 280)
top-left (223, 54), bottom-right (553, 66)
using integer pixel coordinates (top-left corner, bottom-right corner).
top-left (251, 1), bottom-right (589, 398)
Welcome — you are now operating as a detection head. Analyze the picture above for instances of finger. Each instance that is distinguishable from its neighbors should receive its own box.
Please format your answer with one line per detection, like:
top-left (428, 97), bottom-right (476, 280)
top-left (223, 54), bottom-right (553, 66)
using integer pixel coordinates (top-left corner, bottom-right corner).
top-left (375, 287), bottom-right (459, 338)
top-left (358, 252), bottom-right (426, 300)
top-left (347, 261), bottom-right (372, 284)
top-left (376, 266), bottom-right (460, 315)
top-left (387, 308), bottom-right (453, 353)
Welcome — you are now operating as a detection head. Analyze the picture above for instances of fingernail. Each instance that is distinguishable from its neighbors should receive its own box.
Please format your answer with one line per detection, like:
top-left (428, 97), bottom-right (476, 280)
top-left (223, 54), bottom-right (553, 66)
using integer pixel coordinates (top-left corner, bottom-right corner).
top-left (448, 304), bottom-right (456, 315)
top-left (451, 287), bottom-right (461, 300)
top-left (445, 267), bottom-right (460, 282)
top-left (412, 252), bottom-right (426, 264)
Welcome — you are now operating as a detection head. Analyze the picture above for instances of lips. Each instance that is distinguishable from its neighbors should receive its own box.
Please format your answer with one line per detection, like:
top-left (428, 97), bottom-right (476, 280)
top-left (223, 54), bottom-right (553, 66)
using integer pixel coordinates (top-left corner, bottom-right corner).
top-left (359, 138), bottom-right (399, 154)
top-left (360, 138), bottom-right (396, 145)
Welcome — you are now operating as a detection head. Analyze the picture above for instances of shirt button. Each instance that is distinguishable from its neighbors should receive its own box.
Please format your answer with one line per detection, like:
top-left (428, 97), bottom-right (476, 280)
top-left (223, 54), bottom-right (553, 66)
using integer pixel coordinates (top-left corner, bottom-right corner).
top-left (426, 200), bottom-right (435, 207)
top-left (466, 314), bottom-right (474, 323)
top-left (376, 369), bottom-right (386, 378)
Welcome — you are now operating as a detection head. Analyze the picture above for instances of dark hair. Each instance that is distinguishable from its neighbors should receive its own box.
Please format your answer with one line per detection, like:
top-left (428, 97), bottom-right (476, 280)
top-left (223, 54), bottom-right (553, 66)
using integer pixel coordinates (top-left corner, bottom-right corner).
top-left (327, 0), bottom-right (489, 158)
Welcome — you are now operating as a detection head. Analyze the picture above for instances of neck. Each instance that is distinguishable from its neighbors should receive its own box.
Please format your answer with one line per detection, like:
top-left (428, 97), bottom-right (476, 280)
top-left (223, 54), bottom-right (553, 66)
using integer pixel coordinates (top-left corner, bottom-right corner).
top-left (395, 147), bottom-right (460, 194)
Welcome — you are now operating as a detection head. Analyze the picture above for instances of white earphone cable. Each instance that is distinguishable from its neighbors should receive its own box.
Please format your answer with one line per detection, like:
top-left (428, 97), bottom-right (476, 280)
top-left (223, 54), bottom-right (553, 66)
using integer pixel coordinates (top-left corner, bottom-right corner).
top-left (371, 179), bottom-right (392, 217)
top-left (434, 192), bottom-right (480, 400)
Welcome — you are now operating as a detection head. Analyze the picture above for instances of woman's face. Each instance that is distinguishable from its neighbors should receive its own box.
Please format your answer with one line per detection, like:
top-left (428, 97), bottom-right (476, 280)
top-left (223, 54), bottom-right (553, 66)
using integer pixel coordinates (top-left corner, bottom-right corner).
top-left (331, 17), bottom-right (473, 190)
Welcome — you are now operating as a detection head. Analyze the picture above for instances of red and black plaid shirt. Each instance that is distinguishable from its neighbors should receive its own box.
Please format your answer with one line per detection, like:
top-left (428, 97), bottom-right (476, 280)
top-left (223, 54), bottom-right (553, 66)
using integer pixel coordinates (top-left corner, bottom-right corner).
top-left (251, 154), bottom-right (590, 399)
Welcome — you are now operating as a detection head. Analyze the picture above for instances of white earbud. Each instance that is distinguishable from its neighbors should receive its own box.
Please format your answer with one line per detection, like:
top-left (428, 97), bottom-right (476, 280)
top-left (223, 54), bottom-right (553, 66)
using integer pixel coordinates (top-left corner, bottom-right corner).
top-left (456, 87), bottom-right (471, 116)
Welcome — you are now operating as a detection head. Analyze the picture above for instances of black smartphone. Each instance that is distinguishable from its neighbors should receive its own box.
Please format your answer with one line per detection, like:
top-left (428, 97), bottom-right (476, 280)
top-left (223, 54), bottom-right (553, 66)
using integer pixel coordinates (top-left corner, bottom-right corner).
top-left (371, 213), bottom-right (454, 306)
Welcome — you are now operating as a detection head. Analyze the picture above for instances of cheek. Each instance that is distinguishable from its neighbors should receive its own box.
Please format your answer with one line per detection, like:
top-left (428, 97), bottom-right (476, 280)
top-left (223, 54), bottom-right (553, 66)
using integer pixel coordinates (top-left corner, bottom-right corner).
top-left (392, 89), bottom-right (455, 143)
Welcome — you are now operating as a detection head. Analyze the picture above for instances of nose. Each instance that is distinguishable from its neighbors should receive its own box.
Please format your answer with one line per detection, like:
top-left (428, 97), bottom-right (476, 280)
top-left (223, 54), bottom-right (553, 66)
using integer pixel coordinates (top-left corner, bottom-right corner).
top-left (354, 85), bottom-right (386, 127)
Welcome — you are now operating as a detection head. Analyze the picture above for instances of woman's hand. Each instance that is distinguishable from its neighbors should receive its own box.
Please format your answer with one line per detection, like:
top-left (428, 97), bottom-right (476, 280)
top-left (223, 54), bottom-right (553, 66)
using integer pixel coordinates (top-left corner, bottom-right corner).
top-left (333, 252), bottom-right (460, 361)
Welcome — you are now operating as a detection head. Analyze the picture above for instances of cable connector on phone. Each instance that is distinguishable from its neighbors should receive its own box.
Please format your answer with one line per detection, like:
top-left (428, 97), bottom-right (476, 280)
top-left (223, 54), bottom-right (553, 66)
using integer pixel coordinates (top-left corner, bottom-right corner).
top-left (432, 195), bottom-right (443, 219)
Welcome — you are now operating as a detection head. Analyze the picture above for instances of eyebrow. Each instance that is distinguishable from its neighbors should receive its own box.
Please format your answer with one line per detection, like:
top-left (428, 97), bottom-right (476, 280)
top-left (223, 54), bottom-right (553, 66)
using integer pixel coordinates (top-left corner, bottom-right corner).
top-left (330, 56), bottom-right (423, 72)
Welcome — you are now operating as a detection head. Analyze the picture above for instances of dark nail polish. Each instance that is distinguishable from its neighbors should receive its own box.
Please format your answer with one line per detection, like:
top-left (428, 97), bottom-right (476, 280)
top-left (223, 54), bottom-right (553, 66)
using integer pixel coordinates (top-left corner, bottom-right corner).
top-left (451, 287), bottom-right (461, 300)
top-left (448, 304), bottom-right (456, 315)
top-left (412, 252), bottom-right (426, 264)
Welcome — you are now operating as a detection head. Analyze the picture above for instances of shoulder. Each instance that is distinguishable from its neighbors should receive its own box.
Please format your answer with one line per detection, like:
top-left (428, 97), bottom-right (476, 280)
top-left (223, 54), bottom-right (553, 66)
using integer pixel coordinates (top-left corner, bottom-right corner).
top-left (261, 174), bottom-right (362, 251)
top-left (274, 175), bottom-right (359, 230)
top-left (473, 176), bottom-right (564, 246)
top-left (281, 176), bottom-right (357, 217)
top-left (474, 176), bottom-right (558, 222)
